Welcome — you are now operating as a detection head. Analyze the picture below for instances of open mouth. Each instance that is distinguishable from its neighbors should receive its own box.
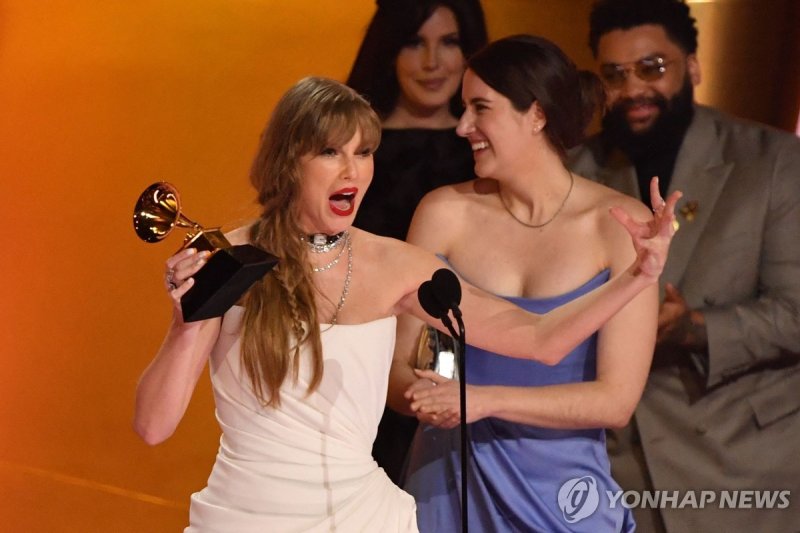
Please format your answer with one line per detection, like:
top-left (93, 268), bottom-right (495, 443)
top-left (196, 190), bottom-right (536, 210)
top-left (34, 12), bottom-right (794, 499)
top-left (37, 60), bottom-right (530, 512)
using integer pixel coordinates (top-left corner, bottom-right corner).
top-left (329, 188), bottom-right (357, 216)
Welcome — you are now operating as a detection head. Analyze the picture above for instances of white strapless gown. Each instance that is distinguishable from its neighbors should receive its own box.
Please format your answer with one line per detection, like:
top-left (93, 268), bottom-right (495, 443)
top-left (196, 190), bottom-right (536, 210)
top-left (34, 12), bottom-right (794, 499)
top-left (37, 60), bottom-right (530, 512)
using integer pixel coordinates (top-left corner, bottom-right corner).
top-left (186, 307), bottom-right (418, 532)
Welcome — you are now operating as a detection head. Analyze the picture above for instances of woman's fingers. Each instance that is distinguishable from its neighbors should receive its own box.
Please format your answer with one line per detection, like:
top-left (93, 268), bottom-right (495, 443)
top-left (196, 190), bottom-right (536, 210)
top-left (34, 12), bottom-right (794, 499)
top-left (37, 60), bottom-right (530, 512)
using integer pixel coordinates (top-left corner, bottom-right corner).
top-left (409, 381), bottom-right (458, 412)
top-left (413, 368), bottom-right (450, 384)
top-left (662, 190), bottom-right (683, 236)
top-left (609, 206), bottom-right (647, 239)
top-left (648, 176), bottom-right (683, 236)
top-left (664, 189), bottom-right (682, 214)
top-left (649, 176), bottom-right (664, 212)
top-left (170, 277), bottom-right (195, 299)
top-left (165, 247), bottom-right (199, 271)
top-left (164, 249), bottom-right (210, 295)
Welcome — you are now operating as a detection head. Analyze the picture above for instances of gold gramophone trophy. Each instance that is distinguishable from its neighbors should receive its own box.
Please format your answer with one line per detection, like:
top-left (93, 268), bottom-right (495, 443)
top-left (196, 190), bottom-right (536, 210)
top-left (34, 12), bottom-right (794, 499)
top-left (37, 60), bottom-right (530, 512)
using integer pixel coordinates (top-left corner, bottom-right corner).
top-left (133, 182), bottom-right (278, 322)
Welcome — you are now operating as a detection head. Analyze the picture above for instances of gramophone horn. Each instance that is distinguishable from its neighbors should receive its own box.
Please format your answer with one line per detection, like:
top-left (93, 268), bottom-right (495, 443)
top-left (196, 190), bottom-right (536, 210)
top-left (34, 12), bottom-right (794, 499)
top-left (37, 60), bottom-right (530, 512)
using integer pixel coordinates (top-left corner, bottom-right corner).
top-left (132, 182), bottom-right (201, 243)
top-left (131, 181), bottom-right (278, 321)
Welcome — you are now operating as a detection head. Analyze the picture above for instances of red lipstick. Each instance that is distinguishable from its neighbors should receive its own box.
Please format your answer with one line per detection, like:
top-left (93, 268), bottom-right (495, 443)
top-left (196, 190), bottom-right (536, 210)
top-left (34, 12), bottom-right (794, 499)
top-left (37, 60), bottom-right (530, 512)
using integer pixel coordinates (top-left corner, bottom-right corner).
top-left (329, 187), bottom-right (358, 216)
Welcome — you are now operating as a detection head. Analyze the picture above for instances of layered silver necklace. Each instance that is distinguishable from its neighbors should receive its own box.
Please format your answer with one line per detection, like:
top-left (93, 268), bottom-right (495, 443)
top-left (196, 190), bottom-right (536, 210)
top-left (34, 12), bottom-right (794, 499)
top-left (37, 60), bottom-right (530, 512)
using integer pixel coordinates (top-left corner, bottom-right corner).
top-left (302, 231), bottom-right (347, 253)
top-left (302, 231), bottom-right (352, 326)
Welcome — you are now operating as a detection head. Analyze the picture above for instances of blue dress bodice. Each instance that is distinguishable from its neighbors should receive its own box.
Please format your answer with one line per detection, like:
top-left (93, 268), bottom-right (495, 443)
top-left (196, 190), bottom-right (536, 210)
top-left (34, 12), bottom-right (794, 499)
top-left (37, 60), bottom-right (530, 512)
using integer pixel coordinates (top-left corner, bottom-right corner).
top-left (403, 268), bottom-right (635, 533)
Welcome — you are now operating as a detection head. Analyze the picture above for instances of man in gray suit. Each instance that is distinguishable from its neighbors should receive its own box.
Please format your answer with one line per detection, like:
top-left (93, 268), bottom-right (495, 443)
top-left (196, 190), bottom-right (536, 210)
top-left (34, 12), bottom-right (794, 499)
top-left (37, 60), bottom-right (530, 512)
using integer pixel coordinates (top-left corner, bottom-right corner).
top-left (569, 0), bottom-right (800, 531)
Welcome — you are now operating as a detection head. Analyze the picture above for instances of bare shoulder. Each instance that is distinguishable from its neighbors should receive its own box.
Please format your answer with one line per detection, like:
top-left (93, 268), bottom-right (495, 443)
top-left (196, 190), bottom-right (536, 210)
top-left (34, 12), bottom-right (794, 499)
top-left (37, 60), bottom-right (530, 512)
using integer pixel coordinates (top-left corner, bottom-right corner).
top-left (409, 178), bottom-right (495, 251)
top-left (351, 228), bottom-right (442, 314)
top-left (353, 227), bottom-right (432, 265)
top-left (576, 176), bottom-right (650, 225)
top-left (572, 177), bottom-right (650, 268)
top-left (414, 180), bottom-right (483, 217)
top-left (224, 221), bottom-right (258, 246)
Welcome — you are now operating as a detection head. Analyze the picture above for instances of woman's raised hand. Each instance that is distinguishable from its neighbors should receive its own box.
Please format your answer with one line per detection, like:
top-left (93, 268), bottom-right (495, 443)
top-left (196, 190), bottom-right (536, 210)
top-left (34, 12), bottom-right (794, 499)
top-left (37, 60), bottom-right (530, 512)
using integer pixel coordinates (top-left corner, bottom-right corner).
top-left (610, 176), bottom-right (682, 281)
top-left (163, 248), bottom-right (211, 319)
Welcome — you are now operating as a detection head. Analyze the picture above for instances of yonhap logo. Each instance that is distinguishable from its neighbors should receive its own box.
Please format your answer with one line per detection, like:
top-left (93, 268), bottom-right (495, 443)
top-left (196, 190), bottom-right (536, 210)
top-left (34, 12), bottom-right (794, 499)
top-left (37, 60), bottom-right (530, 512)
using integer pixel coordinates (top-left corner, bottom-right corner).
top-left (558, 476), bottom-right (600, 523)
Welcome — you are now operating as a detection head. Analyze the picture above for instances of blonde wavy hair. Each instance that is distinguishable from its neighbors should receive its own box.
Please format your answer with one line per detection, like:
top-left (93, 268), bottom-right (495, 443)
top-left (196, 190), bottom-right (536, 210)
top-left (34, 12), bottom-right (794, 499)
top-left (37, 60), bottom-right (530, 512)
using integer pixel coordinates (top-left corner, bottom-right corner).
top-left (242, 77), bottom-right (381, 406)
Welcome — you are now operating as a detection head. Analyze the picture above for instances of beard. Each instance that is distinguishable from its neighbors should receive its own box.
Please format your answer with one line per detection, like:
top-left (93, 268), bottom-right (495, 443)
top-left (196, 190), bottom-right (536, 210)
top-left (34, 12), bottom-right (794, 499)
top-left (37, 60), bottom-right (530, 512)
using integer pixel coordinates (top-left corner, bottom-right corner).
top-left (601, 79), bottom-right (695, 162)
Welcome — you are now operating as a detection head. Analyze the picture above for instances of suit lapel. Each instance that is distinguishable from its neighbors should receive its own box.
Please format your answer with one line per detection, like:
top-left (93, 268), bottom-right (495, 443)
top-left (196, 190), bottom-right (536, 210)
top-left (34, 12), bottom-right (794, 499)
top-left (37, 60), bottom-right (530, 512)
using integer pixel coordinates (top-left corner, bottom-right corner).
top-left (661, 107), bottom-right (734, 287)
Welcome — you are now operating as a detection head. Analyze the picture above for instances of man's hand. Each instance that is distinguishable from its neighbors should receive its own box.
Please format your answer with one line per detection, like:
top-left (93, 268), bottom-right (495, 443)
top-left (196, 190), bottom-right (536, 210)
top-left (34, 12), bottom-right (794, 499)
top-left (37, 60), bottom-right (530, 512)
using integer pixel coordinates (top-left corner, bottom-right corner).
top-left (657, 283), bottom-right (708, 351)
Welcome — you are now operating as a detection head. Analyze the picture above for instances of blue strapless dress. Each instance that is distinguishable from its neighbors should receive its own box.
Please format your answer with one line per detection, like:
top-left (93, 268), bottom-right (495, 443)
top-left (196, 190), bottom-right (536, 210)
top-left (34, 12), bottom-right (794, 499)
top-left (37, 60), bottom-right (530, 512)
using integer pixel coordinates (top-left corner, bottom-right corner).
top-left (403, 269), bottom-right (635, 532)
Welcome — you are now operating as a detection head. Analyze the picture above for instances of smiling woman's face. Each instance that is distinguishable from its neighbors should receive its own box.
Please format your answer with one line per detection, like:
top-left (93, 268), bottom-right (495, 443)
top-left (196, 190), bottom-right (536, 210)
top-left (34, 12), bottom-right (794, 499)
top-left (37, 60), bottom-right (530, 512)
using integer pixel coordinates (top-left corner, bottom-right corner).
top-left (394, 6), bottom-right (465, 118)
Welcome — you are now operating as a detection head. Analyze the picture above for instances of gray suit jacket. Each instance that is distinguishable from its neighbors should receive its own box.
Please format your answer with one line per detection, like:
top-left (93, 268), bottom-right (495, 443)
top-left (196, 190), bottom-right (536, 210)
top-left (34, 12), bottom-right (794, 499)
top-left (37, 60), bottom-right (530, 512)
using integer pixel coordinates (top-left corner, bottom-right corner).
top-left (569, 105), bottom-right (800, 532)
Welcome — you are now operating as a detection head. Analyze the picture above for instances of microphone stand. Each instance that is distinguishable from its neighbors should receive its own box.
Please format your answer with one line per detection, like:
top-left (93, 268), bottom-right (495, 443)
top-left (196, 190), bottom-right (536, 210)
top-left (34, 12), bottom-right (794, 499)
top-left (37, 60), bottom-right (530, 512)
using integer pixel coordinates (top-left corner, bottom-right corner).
top-left (417, 272), bottom-right (469, 533)
top-left (431, 309), bottom-right (468, 533)
top-left (451, 307), bottom-right (468, 533)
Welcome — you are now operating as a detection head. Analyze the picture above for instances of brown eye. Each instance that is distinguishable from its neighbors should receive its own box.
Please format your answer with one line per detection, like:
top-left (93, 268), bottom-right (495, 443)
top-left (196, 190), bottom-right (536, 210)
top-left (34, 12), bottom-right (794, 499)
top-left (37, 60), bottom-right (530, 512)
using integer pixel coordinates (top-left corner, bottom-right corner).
top-left (442, 35), bottom-right (461, 47)
top-left (403, 36), bottom-right (423, 49)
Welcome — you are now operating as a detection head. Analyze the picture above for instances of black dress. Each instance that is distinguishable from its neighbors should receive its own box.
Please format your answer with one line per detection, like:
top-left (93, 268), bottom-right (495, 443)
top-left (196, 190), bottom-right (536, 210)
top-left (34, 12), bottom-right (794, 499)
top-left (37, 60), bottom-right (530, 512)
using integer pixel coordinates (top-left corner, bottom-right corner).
top-left (355, 127), bottom-right (475, 483)
top-left (355, 128), bottom-right (476, 241)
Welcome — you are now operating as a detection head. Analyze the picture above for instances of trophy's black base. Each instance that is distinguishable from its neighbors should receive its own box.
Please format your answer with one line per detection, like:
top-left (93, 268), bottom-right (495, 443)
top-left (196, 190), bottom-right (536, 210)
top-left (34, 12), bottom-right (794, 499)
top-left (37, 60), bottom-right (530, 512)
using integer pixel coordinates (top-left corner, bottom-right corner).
top-left (181, 244), bottom-right (278, 322)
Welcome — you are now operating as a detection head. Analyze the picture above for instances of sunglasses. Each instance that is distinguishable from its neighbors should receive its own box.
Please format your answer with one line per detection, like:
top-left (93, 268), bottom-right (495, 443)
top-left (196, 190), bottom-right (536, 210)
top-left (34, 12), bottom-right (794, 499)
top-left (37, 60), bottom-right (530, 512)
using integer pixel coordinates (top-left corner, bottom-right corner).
top-left (600, 56), bottom-right (674, 88)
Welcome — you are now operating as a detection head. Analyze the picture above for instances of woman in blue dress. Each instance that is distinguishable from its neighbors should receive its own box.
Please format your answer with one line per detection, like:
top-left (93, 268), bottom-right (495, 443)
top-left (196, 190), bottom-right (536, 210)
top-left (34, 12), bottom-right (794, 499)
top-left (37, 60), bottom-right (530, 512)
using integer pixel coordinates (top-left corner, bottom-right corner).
top-left (391, 35), bottom-right (673, 532)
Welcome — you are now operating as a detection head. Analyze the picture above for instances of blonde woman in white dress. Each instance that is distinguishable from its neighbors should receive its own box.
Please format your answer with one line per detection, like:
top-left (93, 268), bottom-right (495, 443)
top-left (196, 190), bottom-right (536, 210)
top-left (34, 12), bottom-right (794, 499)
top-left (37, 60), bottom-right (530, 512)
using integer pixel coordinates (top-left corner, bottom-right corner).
top-left (133, 76), bottom-right (680, 532)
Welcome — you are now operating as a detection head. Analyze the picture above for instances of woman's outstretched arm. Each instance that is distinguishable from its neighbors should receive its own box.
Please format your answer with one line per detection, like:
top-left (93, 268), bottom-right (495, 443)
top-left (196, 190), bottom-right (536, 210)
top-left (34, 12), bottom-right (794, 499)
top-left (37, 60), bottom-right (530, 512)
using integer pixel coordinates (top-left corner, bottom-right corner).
top-left (133, 247), bottom-right (221, 445)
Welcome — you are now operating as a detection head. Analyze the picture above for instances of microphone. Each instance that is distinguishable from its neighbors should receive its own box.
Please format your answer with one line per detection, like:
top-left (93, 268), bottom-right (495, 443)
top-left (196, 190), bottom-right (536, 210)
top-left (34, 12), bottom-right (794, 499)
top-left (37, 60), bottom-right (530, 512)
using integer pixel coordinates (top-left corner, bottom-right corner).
top-left (418, 279), bottom-right (458, 339)
top-left (431, 268), bottom-right (462, 319)
top-left (418, 269), bottom-right (464, 339)
top-left (417, 268), bottom-right (469, 533)
top-left (429, 268), bottom-right (464, 341)
top-left (418, 280), bottom-right (448, 319)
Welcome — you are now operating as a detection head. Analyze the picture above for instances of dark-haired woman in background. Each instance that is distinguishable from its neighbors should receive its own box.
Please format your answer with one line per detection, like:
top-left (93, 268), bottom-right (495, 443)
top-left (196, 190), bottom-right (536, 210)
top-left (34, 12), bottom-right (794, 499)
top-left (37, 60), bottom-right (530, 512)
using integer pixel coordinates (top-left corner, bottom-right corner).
top-left (347, 0), bottom-right (488, 483)
top-left (347, 0), bottom-right (487, 239)
top-left (390, 35), bottom-right (675, 531)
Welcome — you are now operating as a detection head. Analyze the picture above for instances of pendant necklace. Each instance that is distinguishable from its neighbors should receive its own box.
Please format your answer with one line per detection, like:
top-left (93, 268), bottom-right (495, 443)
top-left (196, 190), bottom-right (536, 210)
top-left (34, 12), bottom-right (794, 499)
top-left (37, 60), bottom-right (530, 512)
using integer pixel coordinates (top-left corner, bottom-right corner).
top-left (327, 235), bottom-right (352, 326)
top-left (499, 171), bottom-right (574, 229)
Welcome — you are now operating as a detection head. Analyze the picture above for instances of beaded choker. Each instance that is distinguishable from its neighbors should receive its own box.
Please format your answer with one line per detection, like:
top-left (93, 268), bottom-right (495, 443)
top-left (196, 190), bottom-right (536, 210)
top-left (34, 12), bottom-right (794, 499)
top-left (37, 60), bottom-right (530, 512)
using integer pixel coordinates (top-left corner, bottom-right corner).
top-left (301, 231), bottom-right (347, 253)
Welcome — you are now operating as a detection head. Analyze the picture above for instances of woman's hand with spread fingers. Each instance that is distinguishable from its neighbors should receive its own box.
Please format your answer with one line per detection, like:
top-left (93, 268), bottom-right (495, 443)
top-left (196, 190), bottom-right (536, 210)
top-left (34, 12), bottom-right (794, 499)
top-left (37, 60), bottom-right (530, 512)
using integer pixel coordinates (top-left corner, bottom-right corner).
top-left (611, 176), bottom-right (682, 281)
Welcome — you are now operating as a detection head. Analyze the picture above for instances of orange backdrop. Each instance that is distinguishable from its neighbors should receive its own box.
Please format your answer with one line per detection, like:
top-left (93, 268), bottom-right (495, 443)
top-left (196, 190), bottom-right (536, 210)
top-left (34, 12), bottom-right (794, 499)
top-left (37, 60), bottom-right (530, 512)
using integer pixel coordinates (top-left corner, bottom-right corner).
top-left (0, 1), bottom-right (796, 531)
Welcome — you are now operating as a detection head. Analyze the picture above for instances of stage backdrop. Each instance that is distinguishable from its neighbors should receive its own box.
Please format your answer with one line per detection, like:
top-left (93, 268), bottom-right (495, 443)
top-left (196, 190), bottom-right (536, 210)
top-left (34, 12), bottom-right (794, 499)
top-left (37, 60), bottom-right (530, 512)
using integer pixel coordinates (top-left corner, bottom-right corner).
top-left (0, 0), bottom-right (796, 530)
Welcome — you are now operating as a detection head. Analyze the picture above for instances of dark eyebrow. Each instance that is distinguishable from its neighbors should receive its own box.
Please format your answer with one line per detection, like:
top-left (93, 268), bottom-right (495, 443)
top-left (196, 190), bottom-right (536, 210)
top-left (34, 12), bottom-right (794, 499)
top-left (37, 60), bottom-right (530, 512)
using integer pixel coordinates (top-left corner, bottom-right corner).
top-left (466, 97), bottom-right (491, 106)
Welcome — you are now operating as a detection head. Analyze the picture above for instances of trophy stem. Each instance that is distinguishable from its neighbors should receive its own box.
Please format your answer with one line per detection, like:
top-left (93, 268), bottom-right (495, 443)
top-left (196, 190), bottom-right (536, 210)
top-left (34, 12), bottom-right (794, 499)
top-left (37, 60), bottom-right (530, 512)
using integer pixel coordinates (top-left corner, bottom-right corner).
top-left (174, 214), bottom-right (204, 233)
top-left (182, 227), bottom-right (229, 253)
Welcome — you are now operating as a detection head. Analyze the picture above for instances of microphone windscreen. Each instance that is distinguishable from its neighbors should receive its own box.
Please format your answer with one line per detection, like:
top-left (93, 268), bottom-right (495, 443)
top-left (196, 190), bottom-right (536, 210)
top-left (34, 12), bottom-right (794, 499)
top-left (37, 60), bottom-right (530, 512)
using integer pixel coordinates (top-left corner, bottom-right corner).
top-left (418, 280), bottom-right (446, 319)
top-left (432, 268), bottom-right (462, 307)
